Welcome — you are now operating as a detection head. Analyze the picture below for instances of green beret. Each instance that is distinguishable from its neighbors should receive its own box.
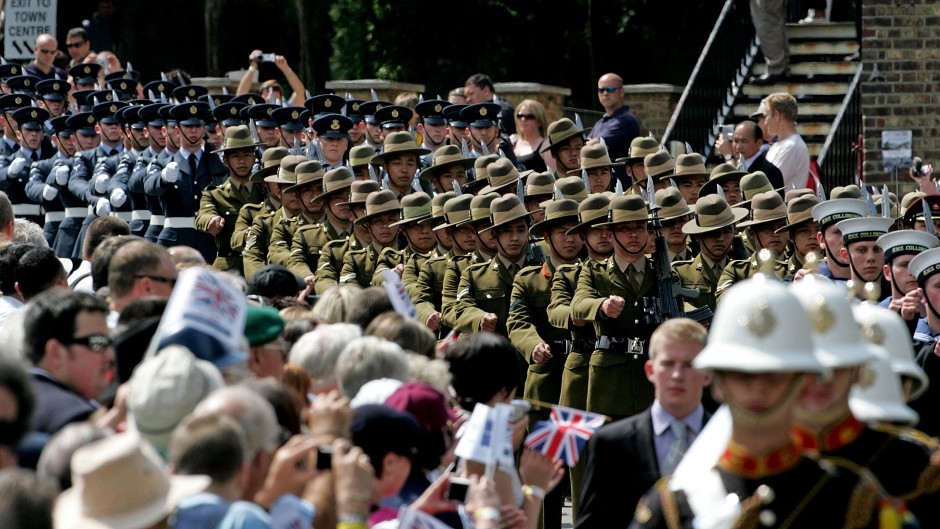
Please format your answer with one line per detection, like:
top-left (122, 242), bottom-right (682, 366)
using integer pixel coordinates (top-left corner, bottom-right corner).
top-left (244, 306), bottom-right (285, 347)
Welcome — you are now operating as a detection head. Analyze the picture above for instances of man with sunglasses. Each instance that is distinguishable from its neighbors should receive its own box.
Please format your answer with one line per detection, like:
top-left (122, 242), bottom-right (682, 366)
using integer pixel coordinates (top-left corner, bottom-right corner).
top-left (65, 28), bottom-right (94, 68)
top-left (587, 73), bottom-right (639, 186)
top-left (25, 34), bottom-right (66, 81)
top-left (107, 240), bottom-right (177, 324)
top-left (23, 289), bottom-right (113, 443)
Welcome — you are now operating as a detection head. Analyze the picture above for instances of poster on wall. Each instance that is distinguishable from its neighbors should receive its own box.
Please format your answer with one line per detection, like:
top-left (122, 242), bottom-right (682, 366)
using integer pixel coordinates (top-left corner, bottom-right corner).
top-left (882, 130), bottom-right (912, 173)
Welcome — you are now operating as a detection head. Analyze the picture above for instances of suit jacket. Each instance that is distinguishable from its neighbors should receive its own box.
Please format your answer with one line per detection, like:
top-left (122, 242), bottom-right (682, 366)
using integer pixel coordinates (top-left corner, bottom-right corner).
top-left (576, 407), bottom-right (710, 529)
top-left (748, 151), bottom-right (784, 191)
top-left (29, 370), bottom-right (97, 436)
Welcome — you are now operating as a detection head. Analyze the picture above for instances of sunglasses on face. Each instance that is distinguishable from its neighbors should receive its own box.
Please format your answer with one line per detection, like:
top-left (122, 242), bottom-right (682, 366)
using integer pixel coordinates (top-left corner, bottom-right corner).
top-left (516, 113), bottom-right (535, 120)
top-left (66, 41), bottom-right (86, 49)
top-left (597, 86), bottom-right (620, 94)
top-left (65, 334), bottom-right (113, 353)
top-left (134, 274), bottom-right (177, 286)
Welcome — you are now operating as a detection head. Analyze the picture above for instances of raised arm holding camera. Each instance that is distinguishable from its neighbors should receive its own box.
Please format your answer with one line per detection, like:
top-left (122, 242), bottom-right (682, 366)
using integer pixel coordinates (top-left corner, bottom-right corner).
top-left (236, 49), bottom-right (308, 107)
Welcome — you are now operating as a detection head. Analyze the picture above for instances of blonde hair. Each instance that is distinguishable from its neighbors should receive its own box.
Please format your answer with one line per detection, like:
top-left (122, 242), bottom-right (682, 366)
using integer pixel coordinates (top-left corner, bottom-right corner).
top-left (648, 318), bottom-right (707, 360)
top-left (514, 99), bottom-right (548, 138)
top-left (764, 92), bottom-right (799, 122)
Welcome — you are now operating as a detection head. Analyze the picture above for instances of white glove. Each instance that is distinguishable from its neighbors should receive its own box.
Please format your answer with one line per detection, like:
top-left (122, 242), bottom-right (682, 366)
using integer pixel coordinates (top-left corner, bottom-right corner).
top-left (93, 173), bottom-right (110, 194)
top-left (95, 197), bottom-right (111, 216)
top-left (110, 188), bottom-right (127, 208)
top-left (42, 184), bottom-right (58, 201)
top-left (54, 166), bottom-right (70, 186)
top-left (8, 157), bottom-right (27, 177)
top-left (162, 161), bottom-right (179, 184)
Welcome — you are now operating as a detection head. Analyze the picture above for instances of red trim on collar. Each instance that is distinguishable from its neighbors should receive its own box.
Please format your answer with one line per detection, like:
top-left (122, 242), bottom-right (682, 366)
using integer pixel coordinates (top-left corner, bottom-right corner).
top-left (718, 440), bottom-right (802, 478)
top-left (792, 415), bottom-right (863, 453)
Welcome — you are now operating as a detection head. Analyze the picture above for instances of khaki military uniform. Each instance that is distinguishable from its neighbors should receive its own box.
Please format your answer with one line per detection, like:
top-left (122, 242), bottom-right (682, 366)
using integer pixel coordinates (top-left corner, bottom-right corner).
top-left (268, 213), bottom-right (319, 267)
top-left (673, 254), bottom-right (729, 312)
top-left (373, 245), bottom-right (420, 287)
top-left (786, 251), bottom-right (805, 280)
top-left (313, 233), bottom-right (365, 296)
top-left (242, 207), bottom-right (286, 280)
top-left (571, 257), bottom-right (658, 420)
top-left (454, 254), bottom-right (538, 337)
top-left (440, 250), bottom-right (489, 330)
top-left (340, 242), bottom-right (397, 289)
top-left (231, 196), bottom-right (277, 254)
top-left (196, 178), bottom-right (265, 273)
top-left (715, 254), bottom-right (787, 304)
top-left (412, 250), bottom-right (458, 334)
top-left (286, 219), bottom-right (347, 279)
top-left (400, 247), bottom-right (444, 302)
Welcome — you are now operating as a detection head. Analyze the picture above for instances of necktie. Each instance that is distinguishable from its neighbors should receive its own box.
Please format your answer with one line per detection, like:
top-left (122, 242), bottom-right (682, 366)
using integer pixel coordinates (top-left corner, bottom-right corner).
top-left (30, 151), bottom-right (38, 162)
top-left (662, 420), bottom-right (690, 475)
top-left (627, 264), bottom-right (640, 292)
top-left (509, 263), bottom-right (521, 277)
top-left (189, 154), bottom-right (198, 176)
top-left (109, 149), bottom-right (118, 157)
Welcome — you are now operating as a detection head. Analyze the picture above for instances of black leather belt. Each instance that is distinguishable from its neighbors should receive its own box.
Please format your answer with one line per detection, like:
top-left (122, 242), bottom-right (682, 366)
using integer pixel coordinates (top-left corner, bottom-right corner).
top-left (596, 335), bottom-right (647, 355)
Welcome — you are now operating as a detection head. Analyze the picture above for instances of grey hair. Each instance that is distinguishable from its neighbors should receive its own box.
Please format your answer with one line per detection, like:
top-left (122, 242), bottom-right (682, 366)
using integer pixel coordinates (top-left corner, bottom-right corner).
top-left (12, 219), bottom-right (47, 247)
top-left (289, 323), bottom-right (362, 386)
top-left (336, 336), bottom-right (410, 398)
top-left (192, 385), bottom-right (279, 456)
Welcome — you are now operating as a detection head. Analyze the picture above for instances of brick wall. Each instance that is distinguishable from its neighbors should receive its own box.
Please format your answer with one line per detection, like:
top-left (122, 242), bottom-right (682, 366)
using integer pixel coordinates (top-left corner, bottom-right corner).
top-left (623, 84), bottom-right (684, 140)
top-left (862, 0), bottom-right (940, 186)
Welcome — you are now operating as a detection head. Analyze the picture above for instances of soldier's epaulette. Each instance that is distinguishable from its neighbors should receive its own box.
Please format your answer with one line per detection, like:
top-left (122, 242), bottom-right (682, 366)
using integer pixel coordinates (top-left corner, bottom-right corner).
top-left (869, 422), bottom-right (940, 452)
top-left (556, 263), bottom-right (579, 273)
top-left (241, 202), bottom-right (263, 211)
top-left (206, 184), bottom-right (220, 191)
top-left (465, 261), bottom-right (490, 274)
top-left (672, 258), bottom-right (695, 271)
top-left (517, 265), bottom-right (541, 277)
top-left (347, 247), bottom-right (367, 256)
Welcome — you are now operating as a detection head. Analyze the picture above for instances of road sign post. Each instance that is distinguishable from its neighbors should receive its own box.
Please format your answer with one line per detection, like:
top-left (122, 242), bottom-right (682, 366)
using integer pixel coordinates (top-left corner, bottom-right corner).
top-left (4, 0), bottom-right (57, 60)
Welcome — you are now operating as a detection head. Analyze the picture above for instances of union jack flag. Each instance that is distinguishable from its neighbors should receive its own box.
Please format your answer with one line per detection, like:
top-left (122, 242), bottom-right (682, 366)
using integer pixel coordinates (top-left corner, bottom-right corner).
top-left (524, 405), bottom-right (606, 466)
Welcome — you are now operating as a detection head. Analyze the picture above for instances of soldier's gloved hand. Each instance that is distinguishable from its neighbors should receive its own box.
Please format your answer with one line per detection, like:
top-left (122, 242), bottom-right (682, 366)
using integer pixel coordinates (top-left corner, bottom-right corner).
top-left (162, 161), bottom-right (179, 183)
top-left (95, 197), bottom-right (111, 216)
top-left (42, 184), bottom-right (58, 201)
top-left (94, 173), bottom-right (110, 194)
top-left (7, 157), bottom-right (27, 177)
top-left (480, 313), bottom-right (498, 333)
top-left (601, 295), bottom-right (625, 319)
top-left (54, 166), bottom-right (70, 186)
top-left (110, 188), bottom-right (127, 208)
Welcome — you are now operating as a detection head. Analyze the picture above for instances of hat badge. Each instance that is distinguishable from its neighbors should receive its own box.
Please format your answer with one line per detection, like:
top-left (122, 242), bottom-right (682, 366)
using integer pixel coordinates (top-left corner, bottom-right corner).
top-left (11, 66), bottom-right (18, 74)
top-left (189, 105), bottom-right (197, 115)
top-left (291, 110), bottom-right (299, 119)
top-left (480, 108), bottom-right (488, 116)
top-left (30, 110), bottom-right (37, 119)
top-left (324, 99), bottom-right (332, 108)
top-left (738, 299), bottom-right (775, 338)
top-left (87, 115), bottom-right (94, 124)
top-left (52, 82), bottom-right (59, 90)
top-left (158, 84), bottom-right (165, 92)
top-left (83, 66), bottom-right (91, 74)
top-left (266, 108), bottom-right (273, 116)
top-left (376, 104), bottom-right (383, 110)
top-left (434, 104), bottom-right (442, 112)
top-left (229, 107), bottom-right (237, 115)
top-left (109, 104), bottom-right (117, 113)
top-left (808, 295), bottom-right (835, 334)
top-left (188, 89), bottom-right (196, 97)
top-left (330, 119), bottom-right (340, 130)
top-left (23, 79), bottom-right (30, 86)
top-left (119, 81), bottom-right (127, 90)
top-left (861, 321), bottom-right (885, 345)
top-left (13, 97), bottom-right (21, 105)
top-left (352, 103), bottom-right (360, 111)
top-left (391, 109), bottom-right (399, 118)
top-left (857, 364), bottom-right (876, 388)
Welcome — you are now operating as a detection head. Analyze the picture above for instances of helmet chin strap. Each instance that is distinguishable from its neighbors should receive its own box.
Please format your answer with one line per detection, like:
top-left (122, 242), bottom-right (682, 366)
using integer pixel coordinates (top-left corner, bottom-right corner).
top-left (613, 230), bottom-right (645, 257)
top-left (717, 373), bottom-right (806, 429)
top-left (920, 277), bottom-right (940, 322)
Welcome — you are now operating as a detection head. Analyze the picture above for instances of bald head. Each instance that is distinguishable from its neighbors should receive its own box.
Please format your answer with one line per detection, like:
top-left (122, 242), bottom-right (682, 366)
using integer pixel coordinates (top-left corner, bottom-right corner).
top-left (597, 73), bottom-right (625, 113)
top-left (33, 34), bottom-right (57, 68)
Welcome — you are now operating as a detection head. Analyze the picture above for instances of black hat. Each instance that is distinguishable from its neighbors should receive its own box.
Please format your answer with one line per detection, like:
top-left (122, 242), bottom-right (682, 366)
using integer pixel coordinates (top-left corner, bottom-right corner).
top-left (138, 103), bottom-right (167, 127)
top-left (442, 104), bottom-right (468, 127)
top-left (298, 109), bottom-right (312, 130)
top-left (104, 70), bottom-right (141, 83)
top-left (107, 78), bottom-right (139, 98)
top-left (246, 103), bottom-right (279, 128)
top-left (461, 103), bottom-right (501, 128)
top-left (374, 105), bottom-right (413, 130)
top-left (93, 101), bottom-right (129, 125)
top-left (358, 100), bottom-right (391, 124)
top-left (272, 106), bottom-right (305, 132)
top-left (49, 115), bottom-right (72, 135)
top-left (142, 80), bottom-right (177, 101)
top-left (345, 99), bottom-right (365, 122)
top-left (11, 107), bottom-right (50, 130)
top-left (248, 264), bottom-right (304, 298)
top-left (6, 75), bottom-right (40, 95)
top-left (232, 93), bottom-right (266, 106)
top-left (414, 99), bottom-right (449, 126)
top-left (65, 112), bottom-right (98, 135)
top-left (350, 404), bottom-right (420, 465)
top-left (68, 63), bottom-right (101, 86)
top-left (304, 94), bottom-right (346, 118)
top-left (71, 89), bottom-right (96, 111)
top-left (172, 84), bottom-right (208, 103)
top-left (0, 63), bottom-right (23, 81)
top-left (0, 93), bottom-right (31, 112)
top-left (212, 101), bottom-right (247, 127)
top-left (199, 93), bottom-right (234, 107)
top-left (158, 104), bottom-right (177, 126)
top-left (117, 106), bottom-right (145, 130)
top-left (170, 102), bottom-right (211, 126)
top-left (312, 113), bottom-right (353, 139)
top-left (36, 79), bottom-right (70, 101)
top-left (88, 89), bottom-right (118, 106)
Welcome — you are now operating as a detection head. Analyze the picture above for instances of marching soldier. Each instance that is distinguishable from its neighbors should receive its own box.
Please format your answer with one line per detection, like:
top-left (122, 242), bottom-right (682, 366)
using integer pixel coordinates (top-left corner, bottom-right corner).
top-left (465, 153), bottom-right (499, 195)
top-left (242, 155), bottom-right (306, 280)
top-left (653, 187), bottom-right (694, 262)
top-left (877, 230), bottom-right (937, 328)
top-left (454, 194), bottom-right (541, 337)
top-left (0, 93), bottom-right (27, 182)
top-left (615, 135), bottom-right (659, 194)
top-left (630, 279), bottom-right (908, 528)
top-left (105, 106), bottom-right (147, 228)
top-left (461, 102), bottom-right (516, 165)
top-left (441, 192), bottom-right (500, 329)
top-left (522, 171), bottom-right (556, 222)
top-left (310, 113), bottom-right (354, 172)
top-left (194, 124), bottom-right (264, 273)
top-left (140, 105), bottom-right (183, 243)
top-left (272, 106), bottom-right (305, 149)
top-left (374, 191), bottom-right (439, 286)
top-left (231, 147), bottom-right (288, 254)
top-left (52, 112), bottom-right (98, 257)
top-left (414, 99), bottom-right (450, 156)
top-left (835, 217), bottom-right (893, 300)
top-left (374, 104), bottom-right (413, 136)
top-left (909, 248), bottom-right (940, 437)
top-left (419, 144), bottom-right (474, 194)
top-left (26, 114), bottom-right (72, 246)
top-left (571, 142), bottom-right (622, 194)
top-left (549, 193), bottom-right (614, 513)
top-left (715, 190), bottom-right (790, 303)
top-left (400, 191), bottom-right (455, 296)
top-left (791, 280), bottom-right (940, 526)
top-left (35, 78), bottom-right (69, 119)
top-left (144, 102), bottom-right (228, 263)
top-left (443, 103), bottom-right (469, 148)
top-left (267, 160), bottom-right (326, 266)
top-left (674, 195), bottom-right (748, 312)
top-left (356, 100), bottom-right (389, 151)
top-left (542, 118), bottom-right (586, 180)
top-left (287, 166), bottom-right (355, 289)
top-left (371, 131), bottom-right (430, 199)
top-left (698, 162), bottom-right (747, 206)
top-left (5, 106), bottom-right (52, 224)
top-left (344, 98), bottom-right (367, 148)
top-left (119, 103), bottom-right (165, 238)
top-left (805, 197), bottom-right (869, 282)
top-left (668, 153), bottom-right (709, 206)
top-left (413, 193), bottom-right (468, 335)
top-left (348, 144), bottom-right (377, 180)
top-left (312, 180), bottom-right (379, 295)
top-left (571, 194), bottom-right (658, 420)
top-left (339, 189), bottom-right (402, 288)
top-left (777, 194), bottom-right (821, 278)
top-left (479, 157), bottom-right (521, 196)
